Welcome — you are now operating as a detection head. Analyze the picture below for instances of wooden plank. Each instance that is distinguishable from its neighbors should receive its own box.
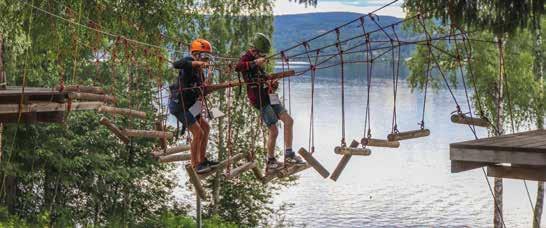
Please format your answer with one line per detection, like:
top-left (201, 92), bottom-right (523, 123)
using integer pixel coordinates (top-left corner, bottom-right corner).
top-left (492, 134), bottom-right (546, 147)
top-left (68, 92), bottom-right (116, 104)
top-left (330, 140), bottom-right (360, 181)
top-left (451, 114), bottom-right (490, 127)
top-left (123, 129), bottom-right (173, 139)
top-left (57, 85), bottom-right (105, 94)
top-left (0, 112), bottom-right (65, 124)
top-left (451, 129), bottom-right (546, 147)
top-left (451, 160), bottom-right (490, 173)
top-left (224, 161), bottom-right (257, 179)
top-left (198, 153), bottom-right (245, 179)
top-left (361, 138), bottom-right (400, 148)
top-left (159, 153), bottom-right (191, 163)
top-left (387, 129), bottom-right (430, 141)
top-left (99, 117), bottom-right (129, 144)
top-left (450, 147), bottom-right (546, 166)
top-left (0, 101), bottom-right (103, 114)
top-left (450, 141), bottom-right (546, 153)
top-left (185, 164), bottom-right (207, 200)
top-left (298, 147), bottom-right (330, 178)
top-left (487, 165), bottom-right (546, 182)
top-left (98, 106), bottom-right (146, 119)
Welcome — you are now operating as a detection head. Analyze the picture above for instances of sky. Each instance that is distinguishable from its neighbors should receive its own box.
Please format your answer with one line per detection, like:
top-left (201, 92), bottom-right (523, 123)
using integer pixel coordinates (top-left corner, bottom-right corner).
top-left (273, 0), bottom-right (405, 18)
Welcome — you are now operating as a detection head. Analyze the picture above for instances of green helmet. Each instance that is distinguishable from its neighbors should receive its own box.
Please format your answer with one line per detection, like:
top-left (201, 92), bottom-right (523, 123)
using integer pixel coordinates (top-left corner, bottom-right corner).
top-left (252, 33), bottom-right (272, 54)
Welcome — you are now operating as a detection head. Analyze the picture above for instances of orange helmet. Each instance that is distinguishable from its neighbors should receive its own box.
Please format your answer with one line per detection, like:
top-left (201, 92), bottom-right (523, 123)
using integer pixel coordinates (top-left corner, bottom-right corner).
top-left (190, 39), bottom-right (212, 54)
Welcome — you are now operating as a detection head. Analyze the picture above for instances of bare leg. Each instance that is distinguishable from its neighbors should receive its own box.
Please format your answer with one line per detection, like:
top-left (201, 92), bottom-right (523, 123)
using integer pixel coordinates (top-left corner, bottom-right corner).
top-left (278, 112), bottom-right (294, 150)
top-left (198, 117), bottom-right (210, 162)
top-left (267, 124), bottom-right (279, 159)
top-left (188, 122), bottom-right (204, 167)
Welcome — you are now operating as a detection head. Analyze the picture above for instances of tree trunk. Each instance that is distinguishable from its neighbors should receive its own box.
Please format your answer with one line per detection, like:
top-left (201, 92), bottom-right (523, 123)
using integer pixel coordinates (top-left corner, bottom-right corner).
top-left (493, 37), bottom-right (506, 228)
top-left (532, 3), bottom-right (544, 227)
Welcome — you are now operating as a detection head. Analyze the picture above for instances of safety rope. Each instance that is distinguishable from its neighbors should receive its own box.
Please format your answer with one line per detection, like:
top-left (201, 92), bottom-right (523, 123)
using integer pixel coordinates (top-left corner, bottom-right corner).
top-left (335, 29), bottom-right (347, 147)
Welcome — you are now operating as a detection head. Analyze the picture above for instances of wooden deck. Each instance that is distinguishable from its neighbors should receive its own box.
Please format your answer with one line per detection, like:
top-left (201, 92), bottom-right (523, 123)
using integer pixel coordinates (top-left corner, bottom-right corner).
top-left (450, 129), bottom-right (546, 181)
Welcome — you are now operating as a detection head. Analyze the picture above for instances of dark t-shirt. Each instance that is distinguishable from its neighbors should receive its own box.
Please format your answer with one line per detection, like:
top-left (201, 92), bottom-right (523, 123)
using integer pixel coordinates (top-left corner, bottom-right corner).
top-left (235, 51), bottom-right (270, 109)
top-left (169, 56), bottom-right (203, 113)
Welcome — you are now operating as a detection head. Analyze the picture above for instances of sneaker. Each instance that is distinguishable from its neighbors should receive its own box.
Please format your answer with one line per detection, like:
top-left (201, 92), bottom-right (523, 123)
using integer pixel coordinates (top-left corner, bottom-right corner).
top-left (195, 163), bottom-right (211, 174)
top-left (266, 157), bottom-right (283, 171)
top-left (203, 158), bottom-right (220, 169)
top-left (284, 154), bottom-right (306, 166)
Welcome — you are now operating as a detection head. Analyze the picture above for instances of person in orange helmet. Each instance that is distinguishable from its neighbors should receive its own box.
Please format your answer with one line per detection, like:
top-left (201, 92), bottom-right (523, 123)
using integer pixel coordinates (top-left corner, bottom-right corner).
top-left (168, 39), bottom-right (218, 173)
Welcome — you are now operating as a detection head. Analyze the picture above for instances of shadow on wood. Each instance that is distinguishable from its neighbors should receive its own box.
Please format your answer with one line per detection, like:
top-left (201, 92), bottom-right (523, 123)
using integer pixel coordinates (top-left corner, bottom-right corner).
top-left (298, 147), bottom-right (330, 178)
top-left (387, 129), bottom-right (430, 141)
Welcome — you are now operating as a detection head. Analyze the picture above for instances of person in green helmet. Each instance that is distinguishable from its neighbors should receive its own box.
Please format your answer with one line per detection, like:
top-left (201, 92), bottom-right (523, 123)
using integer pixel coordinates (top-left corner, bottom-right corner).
top-left (235, 33), bottom-right (306, 173)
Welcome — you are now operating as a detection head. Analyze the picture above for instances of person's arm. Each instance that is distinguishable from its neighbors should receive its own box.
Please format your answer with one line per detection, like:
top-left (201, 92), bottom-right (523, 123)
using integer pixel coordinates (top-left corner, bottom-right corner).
top-left (172, 58), bottom-right (192, 70)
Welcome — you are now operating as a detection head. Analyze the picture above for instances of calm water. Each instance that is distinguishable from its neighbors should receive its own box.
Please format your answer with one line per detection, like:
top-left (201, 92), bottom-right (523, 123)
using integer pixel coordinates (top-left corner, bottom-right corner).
top-left (171, 69), bottom-right (542, 227)
top-left (271, 75), bottom-right (541, 227)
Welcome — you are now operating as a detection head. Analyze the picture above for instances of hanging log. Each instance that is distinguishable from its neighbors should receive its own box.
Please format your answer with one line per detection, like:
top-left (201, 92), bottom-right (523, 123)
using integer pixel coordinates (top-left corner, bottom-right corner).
top-left (155, 120), bottom-right (168, 150)
top-left (151, 145), bottom-right (190, 157)
top-left (205, 70), bottom-right (295, 94)
top-left (387, 129), bottom-right (430, 141)
top-left (330, 140), bottom-right (359, 181)
top-left (198, 153), bottom-right (245, 179)
top-left (334, 146), bottom-right (371, 156)
top-left (185, 164), bottom-right (207, 200)
top-left (297, 148), bottom-right (330, 178)
top-left (98, 106), bottom-right (147, 119)
top-left (451, 114), bottom-right (490, 127)
top-left (159, 153), bottom-right (191, 163)
top-left (57, 85), bottom-right (105, 94)
top-left (69, 92), bottom-right (117, 103)
top-left (0, 101), bottom-right (103, 114)
top-left (361, 138), bottom-right (400, 148)
top-left (123, 129), bottom-right (173, 139)
top-left (262, 163), bottom-right (311, 184)
top-left (99, 117), bottom-right (129, 144)
top-left (247, 153), bottom-right (264, 181)
top-left (224, 161), bottom-right (257, 179)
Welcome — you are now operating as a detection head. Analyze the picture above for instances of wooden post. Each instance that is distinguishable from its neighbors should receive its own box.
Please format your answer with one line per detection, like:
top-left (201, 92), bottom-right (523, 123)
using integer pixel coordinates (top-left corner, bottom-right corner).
top-left (224, 161), bottom-right (257, 179)
top-left (99, 117), bottom-right (129, 144)
top-left (387, 129), bottom-right (430, 141)
top-left (297, 148), bottom-right (330, 178)
top-left (493, 36), bottom-right (506, 228)
top-left (158, 153), bottom-right (190, 163)
top-left (98, 106), bottom-right (146, 119)
top-left (450, 114), bottom-right (490, 127)
top-left (68, 92), bottom-right (117, 103)
top-left (196, 191), bottom-right (202, 228)
top-left (123, 129), bottom-right (173, 139)
top-left (330, 140), bottom-right (359, 181)
top-left (361, 138), bottom-right (400, 148)
top-left (185, 164), bottom-right (206, 200)
top-left (57, 85), bottom-right (105, 94)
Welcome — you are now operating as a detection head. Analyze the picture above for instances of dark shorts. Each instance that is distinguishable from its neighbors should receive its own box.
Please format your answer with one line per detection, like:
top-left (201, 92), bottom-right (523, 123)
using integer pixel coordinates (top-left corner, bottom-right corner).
top-left (169, 99), bottom-right (201, 127)
top-left (260, 104), bottom-right (287, 127)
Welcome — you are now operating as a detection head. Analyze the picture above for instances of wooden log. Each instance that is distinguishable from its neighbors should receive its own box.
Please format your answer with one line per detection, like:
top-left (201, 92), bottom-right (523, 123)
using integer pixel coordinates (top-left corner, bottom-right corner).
top-left (123, 129), bottom-right (173, 139)
top-left (0, 101), bottom-right (103, 114)
top-left (262, 163), bottom-right (311, 184)
top-left (334, 146), bottom-right (371, 156)
top-left (185, 164), bottom-right (206, 200)
top-left (159, 153), bottom-right (191, 163)
top-left (155, 120), bottom-right (168, 150)
top-left (330, 140), bottom-right (359, 181)
top-left (69, 92), bottom-right (116, 104)
top-left (297, 148), bottom-right (330, 178)
top-left (387, 129), bottom-right (430, 141)
top-left (151, 144), bottom-right (190, 157)
top-left (361, 138), bottom-right (400, 148)
top-left (224, 161), bottom-right (257, 179)
top-left (247, 154), bottom-right (264, 182)
top-left (98, 106), bottom-right (146, 119)
top-left (198, 153), bottom-right (245, 179)
top-left (487, 165), bottom-right (546, 182)
top-left (205, 70), bottom-right (296, 93)
top-left (451, 114), bottom-right (490, 127)
top-left (99, 117), bottom-right (129, 144)
top-left (57, 85), bottom-right (105, 94)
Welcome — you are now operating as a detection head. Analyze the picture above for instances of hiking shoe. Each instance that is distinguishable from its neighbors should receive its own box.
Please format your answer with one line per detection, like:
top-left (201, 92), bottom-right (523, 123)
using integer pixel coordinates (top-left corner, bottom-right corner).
top-left (266, 157), bottom-right (283, 171)
top-left (204, 158), bottom-right (220, 168)
top-left (195, 163), bottom-right (211, 174)
top-left (285, 154), bottom-right (306, 166)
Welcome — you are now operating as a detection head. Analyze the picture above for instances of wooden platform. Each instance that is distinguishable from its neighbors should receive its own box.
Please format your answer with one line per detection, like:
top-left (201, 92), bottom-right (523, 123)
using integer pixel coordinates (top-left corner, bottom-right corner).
top-left (450, 129), bottom-right (546, 181)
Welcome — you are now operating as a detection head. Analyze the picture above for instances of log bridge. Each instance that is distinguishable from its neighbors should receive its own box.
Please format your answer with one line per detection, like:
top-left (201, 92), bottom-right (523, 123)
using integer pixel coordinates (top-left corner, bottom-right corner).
top-left (450, 129), bottom-right (546, 182)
